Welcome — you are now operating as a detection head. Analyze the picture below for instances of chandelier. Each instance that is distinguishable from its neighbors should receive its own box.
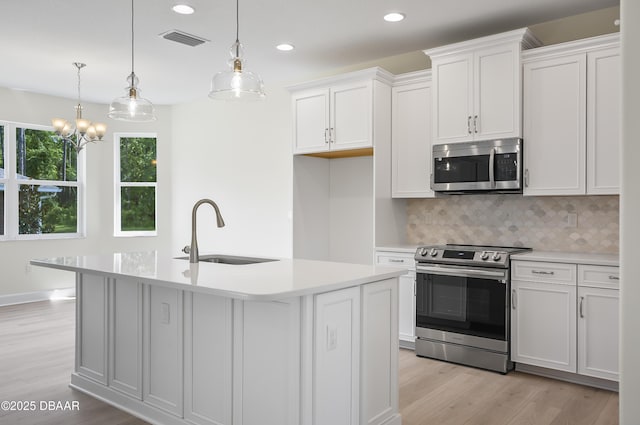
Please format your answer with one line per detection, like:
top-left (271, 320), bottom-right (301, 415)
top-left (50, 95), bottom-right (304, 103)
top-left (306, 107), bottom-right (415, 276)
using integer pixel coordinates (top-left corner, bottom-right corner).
top-left (51, 62), bottom-right (107, 152)
top-left (208, 0), bottom-right (265, 100)
top-left (108, 0), bottom-right (156, 121)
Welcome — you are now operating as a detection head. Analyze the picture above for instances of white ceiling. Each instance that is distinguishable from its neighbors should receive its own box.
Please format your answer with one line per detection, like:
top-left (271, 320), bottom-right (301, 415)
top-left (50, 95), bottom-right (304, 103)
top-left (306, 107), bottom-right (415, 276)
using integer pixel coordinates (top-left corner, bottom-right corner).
top-left (1, 0), bottom-right (619, 105)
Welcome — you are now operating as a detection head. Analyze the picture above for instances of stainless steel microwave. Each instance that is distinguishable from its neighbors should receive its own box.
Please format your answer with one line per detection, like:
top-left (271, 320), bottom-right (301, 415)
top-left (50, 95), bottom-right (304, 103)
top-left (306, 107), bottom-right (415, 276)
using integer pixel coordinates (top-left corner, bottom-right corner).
top-left (431, 138), bottom-right (523, 194)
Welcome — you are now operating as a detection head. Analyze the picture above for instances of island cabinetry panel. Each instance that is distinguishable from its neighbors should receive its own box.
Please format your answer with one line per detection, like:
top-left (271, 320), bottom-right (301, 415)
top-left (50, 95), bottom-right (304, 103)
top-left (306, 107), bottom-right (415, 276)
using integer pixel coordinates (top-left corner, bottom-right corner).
top-left (76, 273), bottom-right (108, 384)
top-left (361, 279), bottom-right (399, 425)
top-left (314, 286), bottom-right (360, 425)
top-left (184, 293), bottom-right (233, 425)
top-left (143, 285), bottom-right (184, 416)
top-left (522, 34), bottom-right (620, 196)
top-left (108, 279), bottom-right (142, 399)
top-left (236, 298), bottom-right (301, 425)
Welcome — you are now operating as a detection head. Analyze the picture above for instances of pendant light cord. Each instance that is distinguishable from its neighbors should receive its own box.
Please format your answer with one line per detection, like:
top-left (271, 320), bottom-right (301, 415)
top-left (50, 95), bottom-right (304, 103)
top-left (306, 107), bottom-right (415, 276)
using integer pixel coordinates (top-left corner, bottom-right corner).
top-left (76, 64), bottom-right (82, 105)
top-left (236, 0), bottom-right (240, 43)
top-left (131, 0), bottom-right (135, 75)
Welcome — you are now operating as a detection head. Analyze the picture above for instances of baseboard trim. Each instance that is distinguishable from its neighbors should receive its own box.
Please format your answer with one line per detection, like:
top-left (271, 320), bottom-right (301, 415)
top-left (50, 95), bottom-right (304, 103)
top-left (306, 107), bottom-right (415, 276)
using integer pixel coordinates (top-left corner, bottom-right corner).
top-left (0, 287), bottom-right (75, 307)
top-left (515, 363), bottom-right (618, 392)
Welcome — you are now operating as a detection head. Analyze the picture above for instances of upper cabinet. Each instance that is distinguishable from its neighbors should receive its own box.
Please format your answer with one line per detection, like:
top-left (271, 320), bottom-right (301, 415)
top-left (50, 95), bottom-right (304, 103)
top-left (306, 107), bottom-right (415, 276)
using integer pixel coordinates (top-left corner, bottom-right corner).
top-left (522, 34), bottom-right (620, 196)
top-left (424, 28), bottom-right (541, 144)
top-left (289, 68), bottom-right (394, 156)
top-left (391, 71), bottom-right (433, 198)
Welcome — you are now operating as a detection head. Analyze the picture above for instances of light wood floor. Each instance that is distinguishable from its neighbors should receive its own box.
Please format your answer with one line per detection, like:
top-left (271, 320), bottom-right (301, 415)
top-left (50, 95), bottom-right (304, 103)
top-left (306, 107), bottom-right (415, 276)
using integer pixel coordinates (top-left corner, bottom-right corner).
top-left (0, 300), bottom-right (619, 425)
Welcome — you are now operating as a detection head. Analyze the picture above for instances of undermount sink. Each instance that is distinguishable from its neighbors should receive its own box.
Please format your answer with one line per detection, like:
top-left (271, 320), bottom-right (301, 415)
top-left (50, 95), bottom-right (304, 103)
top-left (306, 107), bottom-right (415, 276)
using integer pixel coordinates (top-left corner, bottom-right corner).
top-left (176, 254), bottom-right (278, 265)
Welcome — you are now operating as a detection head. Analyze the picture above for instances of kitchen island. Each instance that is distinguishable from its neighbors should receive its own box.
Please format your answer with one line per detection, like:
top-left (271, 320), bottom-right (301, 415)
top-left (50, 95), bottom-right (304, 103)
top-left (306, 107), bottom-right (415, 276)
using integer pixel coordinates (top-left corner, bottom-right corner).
top-left (31, 251), bottom-right (404, 425)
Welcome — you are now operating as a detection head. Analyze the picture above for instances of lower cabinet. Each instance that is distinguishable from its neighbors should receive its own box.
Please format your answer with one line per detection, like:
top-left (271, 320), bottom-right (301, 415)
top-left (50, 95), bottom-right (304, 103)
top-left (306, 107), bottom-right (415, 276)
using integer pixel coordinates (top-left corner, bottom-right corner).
top-left (511, 260), bottom-right (619, 382)
top-left (375, 249), bottom-right (416, 347)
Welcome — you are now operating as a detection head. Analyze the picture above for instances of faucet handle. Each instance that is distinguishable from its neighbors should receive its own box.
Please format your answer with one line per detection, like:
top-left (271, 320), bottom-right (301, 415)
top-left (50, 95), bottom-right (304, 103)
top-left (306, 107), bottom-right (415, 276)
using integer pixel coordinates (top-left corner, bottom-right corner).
top-left (182, 245), bottom-right (191, 254)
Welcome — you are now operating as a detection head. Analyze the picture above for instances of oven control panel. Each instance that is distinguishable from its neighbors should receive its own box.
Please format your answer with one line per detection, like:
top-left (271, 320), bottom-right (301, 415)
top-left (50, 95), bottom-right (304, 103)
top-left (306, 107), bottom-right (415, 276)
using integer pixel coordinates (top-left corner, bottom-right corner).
top-left (415, 246), bottom-right (511, 268)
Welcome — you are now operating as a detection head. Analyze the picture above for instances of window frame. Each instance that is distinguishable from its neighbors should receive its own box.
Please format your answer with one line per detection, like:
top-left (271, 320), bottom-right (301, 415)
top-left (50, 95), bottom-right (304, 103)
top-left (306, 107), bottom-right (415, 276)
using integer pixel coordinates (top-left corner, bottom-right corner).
top-left (114, 132), bottom-right (158, 237)
top-left (0, 121), bottom-right (85, 241)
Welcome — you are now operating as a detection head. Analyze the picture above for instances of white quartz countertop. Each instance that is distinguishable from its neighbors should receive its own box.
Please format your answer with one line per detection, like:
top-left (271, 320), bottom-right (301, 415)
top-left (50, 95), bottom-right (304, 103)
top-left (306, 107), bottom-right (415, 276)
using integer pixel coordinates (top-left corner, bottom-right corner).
top-left (31, 251), bottom-right (405, 301)
top-left (511, 250), bottom-right (619, 267)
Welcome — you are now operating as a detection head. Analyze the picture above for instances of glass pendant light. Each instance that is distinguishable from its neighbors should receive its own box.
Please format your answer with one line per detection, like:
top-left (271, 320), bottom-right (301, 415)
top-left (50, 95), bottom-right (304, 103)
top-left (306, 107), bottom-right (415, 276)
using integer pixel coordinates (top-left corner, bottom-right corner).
top-left (209, 0), bottom-right (265, 100)
top-left (109, 0), bottom-right (156, 121)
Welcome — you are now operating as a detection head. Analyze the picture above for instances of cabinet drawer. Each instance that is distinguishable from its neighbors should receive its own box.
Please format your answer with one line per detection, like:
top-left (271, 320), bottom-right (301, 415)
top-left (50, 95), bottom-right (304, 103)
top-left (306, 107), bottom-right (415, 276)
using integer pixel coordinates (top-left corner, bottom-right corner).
top-left (578, 265), bottom-right (620, 289)
top-left (512, 261), bottom-right (576, 285)
top-left (375, 252), bottom-right (414, 269)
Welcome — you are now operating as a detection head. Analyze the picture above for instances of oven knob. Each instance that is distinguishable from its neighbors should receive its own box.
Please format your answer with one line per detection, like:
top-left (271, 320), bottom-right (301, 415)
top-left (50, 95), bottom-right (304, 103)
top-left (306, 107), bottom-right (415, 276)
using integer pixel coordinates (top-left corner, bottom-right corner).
top-left (480, 251), bottom-right (489, 260)
top-left (419, 247), bottom-right (429, 256)
top-left (429, 248), bottom-right (438, 257)
top-left (492, 252), bottom-right (502, 261)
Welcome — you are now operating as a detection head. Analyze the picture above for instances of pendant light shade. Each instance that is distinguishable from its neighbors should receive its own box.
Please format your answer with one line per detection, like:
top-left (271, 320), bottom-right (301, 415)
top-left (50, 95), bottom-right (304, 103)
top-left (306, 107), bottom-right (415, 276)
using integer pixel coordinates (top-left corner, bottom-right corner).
top-left (209, 0), bottom-right (265, 100)
top-left (109, 0), bottom-right (156, 121)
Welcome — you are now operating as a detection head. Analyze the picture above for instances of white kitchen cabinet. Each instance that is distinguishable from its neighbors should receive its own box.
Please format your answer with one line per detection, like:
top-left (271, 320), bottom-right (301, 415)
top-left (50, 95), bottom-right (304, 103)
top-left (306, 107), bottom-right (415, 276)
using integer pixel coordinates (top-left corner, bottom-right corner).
top-left (578, 265), bottom-right (620, 381)
top-left (424, 28), bottom-right (540, 144)
top-left (511, 261), bottom-right (577, 373)
top-left (522, 34), bottom-right (620, 196)
top-left (511, 260), bottom-right (620, 383)
top-left (290, 68), bottom-right (393, 155)
top-left (587, 47), bottom-right (621, 194)
top-left (391, 72), bottom-right (433, 198)
top-left (375, 249), bottom-right (416, 347)
top-left (76, 273), bottom-right (108, 384)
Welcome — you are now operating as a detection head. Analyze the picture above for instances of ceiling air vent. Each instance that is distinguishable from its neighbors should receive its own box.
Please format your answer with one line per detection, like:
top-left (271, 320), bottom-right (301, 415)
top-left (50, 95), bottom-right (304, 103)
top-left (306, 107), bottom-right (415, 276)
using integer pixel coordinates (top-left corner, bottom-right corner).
top-left (160, 30), bottom-right (209, 47)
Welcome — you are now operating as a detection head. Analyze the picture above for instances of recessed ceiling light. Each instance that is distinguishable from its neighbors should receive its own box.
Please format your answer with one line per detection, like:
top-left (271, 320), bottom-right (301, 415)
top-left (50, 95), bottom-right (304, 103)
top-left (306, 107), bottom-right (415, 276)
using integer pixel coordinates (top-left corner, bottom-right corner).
top-left (172, 4), bottom-right (195, 15)
top-left (384, 12), bottom-right (405, 22)
top-left (276, 43), bottom-right (295, 51)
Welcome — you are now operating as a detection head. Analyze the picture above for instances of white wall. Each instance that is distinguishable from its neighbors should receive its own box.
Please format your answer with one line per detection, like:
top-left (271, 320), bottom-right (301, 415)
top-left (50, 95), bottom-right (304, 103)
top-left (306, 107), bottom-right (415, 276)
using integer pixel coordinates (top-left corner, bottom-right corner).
top-left (0, 87), bottom-right (172, 299)
top-left (619, 1), bottom-right (640, 422)
top-left (169, 86), bottom-right (292, 259)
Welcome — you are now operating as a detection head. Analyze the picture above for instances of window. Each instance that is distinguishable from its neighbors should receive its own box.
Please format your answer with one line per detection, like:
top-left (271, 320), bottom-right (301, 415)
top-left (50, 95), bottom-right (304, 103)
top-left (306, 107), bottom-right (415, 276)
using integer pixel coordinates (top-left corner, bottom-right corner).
top-left (0, 122), bottom-right (83, 240)
top-left (114, 134), bottom-right (157, 236)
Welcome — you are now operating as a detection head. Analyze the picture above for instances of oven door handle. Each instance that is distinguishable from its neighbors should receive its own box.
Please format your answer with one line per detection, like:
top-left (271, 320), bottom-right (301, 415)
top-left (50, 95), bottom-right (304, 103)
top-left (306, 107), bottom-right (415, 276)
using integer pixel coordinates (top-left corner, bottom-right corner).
top-left (416, 265), bottom-right (507, 282)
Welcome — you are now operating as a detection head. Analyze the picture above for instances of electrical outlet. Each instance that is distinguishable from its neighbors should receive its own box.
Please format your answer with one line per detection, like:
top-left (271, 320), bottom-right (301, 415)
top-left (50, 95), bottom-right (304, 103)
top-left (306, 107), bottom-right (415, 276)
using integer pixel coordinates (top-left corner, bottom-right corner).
top-left (567, 213), bottom-right (578, 228)
top-left (327, 324), bottom-right (337, 351)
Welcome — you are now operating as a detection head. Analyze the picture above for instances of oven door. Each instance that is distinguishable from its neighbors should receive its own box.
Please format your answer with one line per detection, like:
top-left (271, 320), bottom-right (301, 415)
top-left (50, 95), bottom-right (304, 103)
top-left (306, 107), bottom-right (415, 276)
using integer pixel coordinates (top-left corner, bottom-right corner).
top-left (415, 264), bottom-right (509, 349)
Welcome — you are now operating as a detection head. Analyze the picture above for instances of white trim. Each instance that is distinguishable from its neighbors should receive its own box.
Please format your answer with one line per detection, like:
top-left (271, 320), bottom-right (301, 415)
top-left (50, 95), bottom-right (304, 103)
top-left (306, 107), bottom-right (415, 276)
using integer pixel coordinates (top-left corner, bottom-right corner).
top-left (424, 27), bottom-right (541, 59)
top-left (286, 67), bottom-right (395, 92)
top-left (522, 33), bottom-right (620, 62)
top-left (0, 287), bottom-right (75, 306)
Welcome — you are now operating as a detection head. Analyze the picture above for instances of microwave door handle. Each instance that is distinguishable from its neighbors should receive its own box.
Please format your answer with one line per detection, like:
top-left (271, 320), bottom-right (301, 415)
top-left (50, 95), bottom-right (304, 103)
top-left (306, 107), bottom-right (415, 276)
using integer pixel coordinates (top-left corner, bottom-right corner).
top-left (489, 148), bottom-right (496, 189)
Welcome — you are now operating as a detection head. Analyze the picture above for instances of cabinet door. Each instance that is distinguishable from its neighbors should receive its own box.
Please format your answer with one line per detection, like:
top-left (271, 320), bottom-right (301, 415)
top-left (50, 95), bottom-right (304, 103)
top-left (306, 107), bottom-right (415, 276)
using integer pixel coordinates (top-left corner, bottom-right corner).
top-left (523, 54), bottom-right (586, 196)
top-left (587, 47), bottom-right (621, 194)
top-left (330, 81), bottom-right (372, 151)
top-left (392, 81), bottom-right (433, 197)
top-left (432, 53), bottom-right (474, 143)
top-left (109, 279), bottom-right (142, 399)
top-left (511, 279), bottom-right (577, 372)
top-left (293, 88), bottom-right (330, 154)
top-left (398, 271), bottom-right (416, 343)
top-left (76, 273), bottom-right (108, 384)
top-left (578, 286), bottom-right (619, 381)
top-left (474, 43), bottom-right (521, 140)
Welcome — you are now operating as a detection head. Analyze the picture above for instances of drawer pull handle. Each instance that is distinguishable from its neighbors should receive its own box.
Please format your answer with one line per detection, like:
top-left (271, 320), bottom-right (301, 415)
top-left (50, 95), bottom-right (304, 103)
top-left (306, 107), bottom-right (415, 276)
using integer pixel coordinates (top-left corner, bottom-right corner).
top-left (579, 296), bottom-right (585, 318)
top-left (388, 259), bottom-right (404, 263)
top-left (608, 275), bottom-right (619, 281)
top-left (511, 289), bottom-right (517, 310)
top-left (532, 270), bottom-right (555, 276)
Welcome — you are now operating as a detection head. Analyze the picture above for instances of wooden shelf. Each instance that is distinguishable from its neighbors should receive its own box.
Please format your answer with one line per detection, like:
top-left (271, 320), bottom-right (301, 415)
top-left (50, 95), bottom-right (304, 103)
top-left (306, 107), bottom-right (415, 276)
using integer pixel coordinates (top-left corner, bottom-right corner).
top-left (301, 147), bottom-right (374, 159)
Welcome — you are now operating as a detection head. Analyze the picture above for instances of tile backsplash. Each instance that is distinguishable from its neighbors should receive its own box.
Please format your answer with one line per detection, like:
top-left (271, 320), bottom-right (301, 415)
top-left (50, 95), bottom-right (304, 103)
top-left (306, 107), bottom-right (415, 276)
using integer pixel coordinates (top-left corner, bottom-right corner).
top-left (407, 195), bottom-right (619, 254)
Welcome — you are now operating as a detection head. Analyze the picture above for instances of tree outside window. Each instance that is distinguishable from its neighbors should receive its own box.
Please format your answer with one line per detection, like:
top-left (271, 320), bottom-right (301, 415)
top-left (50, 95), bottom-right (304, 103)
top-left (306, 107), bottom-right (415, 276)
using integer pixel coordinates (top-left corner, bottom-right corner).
top-left (115, 135), bottom-right (157, 236)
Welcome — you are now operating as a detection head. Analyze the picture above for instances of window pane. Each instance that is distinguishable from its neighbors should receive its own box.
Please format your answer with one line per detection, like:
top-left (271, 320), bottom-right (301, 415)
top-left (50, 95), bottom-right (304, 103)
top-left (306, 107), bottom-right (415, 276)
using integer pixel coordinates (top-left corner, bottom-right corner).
top-left (120, 137), bottom-right (157, 183)
top-left (15, 128), bottom-right (77, 182)
top-left (18, 185), bottom-right (77, 234)
top-left (121, 186), bottom-right (156, 231)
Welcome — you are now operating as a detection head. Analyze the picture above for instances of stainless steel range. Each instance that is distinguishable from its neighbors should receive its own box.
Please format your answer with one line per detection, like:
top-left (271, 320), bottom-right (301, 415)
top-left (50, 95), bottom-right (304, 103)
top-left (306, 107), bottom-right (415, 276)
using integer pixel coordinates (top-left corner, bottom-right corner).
top-left (414, 244), bottom-right (530, 373)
